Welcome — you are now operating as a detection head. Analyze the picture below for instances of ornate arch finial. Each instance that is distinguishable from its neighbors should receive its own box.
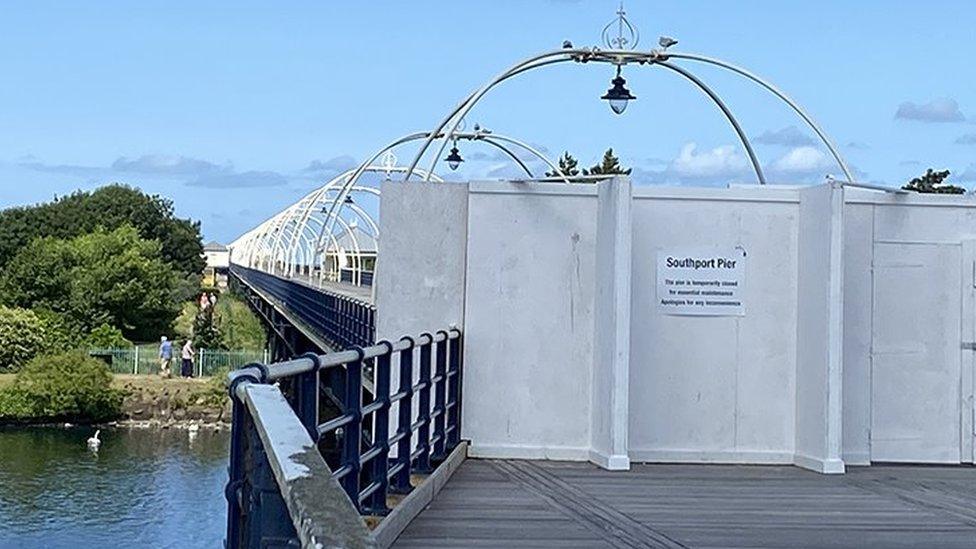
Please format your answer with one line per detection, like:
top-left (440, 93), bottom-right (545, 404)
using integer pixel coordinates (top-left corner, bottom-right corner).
top-left (602, 2), bottom-right (640, 50)
top-left (380, 150), bottom-right (397, 180)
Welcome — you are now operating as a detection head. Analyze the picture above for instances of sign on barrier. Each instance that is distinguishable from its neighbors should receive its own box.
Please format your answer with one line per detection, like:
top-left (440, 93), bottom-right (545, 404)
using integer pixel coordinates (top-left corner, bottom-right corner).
top-left (657, 248), bottom-right (746, 316)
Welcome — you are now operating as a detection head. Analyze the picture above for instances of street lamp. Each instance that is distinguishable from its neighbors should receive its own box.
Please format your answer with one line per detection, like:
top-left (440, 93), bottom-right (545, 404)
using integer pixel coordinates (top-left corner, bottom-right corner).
top-left (601, 67), bottom-right (636, 115)
top-left (445, 145), bottom-right (464, 170)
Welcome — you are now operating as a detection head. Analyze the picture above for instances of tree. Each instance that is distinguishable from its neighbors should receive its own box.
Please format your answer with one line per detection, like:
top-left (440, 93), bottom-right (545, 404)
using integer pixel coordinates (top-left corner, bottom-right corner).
top-left (192, 305), bottom-right (226, 350)
top-left (0, 226), bottom-right (183, 341)
top-left (0, 184), bottom-right (205, 275)
top-left (584, 148), bottom-right (632, 176)
top-left (902, 169), bottom-right (966, 194)
top-left (546, 152), bottom-right (581, 177)
top-left (0, 307), bottom-right (47, 372)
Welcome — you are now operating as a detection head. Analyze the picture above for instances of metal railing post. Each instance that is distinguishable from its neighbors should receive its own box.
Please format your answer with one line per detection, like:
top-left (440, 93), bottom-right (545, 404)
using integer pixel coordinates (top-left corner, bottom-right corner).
top-left (340, 350), bottom-right (364, 509)
top-left (225, 397), bottom-right (246, 548)
top-left (365, 341), bottom-right (393, 514)
top-left (414, 334), bottom-right (433, 473)
top-left (447, 329), bottom-right (463, 448)
top-left (431, 331), bottom-right (448, 460)
top-left (392, 336), bottom-right (414, 493)
top-left (133, 346), bottom-right (139, 375)
top-left (296, 353), bottom-right (320, 440)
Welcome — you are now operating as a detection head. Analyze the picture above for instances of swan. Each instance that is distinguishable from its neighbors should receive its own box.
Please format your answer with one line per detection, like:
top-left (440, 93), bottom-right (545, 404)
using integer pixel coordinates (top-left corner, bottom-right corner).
top-left (87, 430), bottom-right (101, 449)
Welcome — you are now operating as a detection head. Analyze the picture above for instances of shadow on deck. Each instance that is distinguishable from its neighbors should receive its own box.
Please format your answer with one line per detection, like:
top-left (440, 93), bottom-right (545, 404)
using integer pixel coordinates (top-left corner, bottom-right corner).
top-left (393, 459), bottom-right (976, 548)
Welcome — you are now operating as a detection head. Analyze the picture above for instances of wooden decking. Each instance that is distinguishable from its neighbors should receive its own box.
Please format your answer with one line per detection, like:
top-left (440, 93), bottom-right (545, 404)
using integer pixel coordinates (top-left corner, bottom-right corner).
top-left (393, 459), bottom-right (976, 548)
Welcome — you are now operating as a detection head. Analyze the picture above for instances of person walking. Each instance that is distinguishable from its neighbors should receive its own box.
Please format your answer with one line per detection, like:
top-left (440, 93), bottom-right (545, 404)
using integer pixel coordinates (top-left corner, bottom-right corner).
top-left (159, 336), bottom-right (173, 378)
top-left (180, 339), bottom-right (195, 378)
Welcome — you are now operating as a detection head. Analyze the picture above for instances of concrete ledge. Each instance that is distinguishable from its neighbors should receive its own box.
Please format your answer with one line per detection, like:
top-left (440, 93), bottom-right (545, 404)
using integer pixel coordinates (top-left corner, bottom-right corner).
top-left (629, 448), bottom-right (794, 464)
top-left (843, 451), bottom-right (871, 466)
top-left (588, 450), bottom-right (630, 471)
top-left (794, 453), bottom-right (846, 474)
top-left (468, 443), bottom-right (591, 462)
top-left (371, 441), bottom-right (468, 549)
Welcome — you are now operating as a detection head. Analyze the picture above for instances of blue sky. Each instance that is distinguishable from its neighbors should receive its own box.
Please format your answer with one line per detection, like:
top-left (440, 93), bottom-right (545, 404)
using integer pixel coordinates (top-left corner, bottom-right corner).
top-left (1, 1), bottom-right (975, 242)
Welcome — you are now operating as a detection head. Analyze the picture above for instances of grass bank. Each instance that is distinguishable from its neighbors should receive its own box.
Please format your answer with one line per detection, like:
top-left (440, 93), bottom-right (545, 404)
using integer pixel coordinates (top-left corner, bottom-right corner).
top-left (114, 374), bottom-right (230, 425)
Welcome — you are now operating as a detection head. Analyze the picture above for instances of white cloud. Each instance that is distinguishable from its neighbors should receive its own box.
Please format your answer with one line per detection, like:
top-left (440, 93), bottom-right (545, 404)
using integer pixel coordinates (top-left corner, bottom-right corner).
top-left (186, 170), bottom-right (288, 188)
top-left (669, 143), bottom-right (749, 181)
top-left (767, 146), bottom-right (835, 180)
top-left (895, 98), bottom-right (966, 123)
top-left (754, 126), bottom-right (816, 147)
top-left (112, 154), bottom-right (225, 175)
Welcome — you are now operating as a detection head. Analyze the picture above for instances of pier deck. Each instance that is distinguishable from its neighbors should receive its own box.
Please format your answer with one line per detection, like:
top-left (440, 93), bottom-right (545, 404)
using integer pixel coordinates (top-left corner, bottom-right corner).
top-left (393, 459), bottom-right (976, 548)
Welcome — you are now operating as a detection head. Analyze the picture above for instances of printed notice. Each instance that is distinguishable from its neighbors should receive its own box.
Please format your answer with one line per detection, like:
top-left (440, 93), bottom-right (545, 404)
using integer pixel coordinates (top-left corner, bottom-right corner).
top-left (657, 248), bottom-right (745, 316)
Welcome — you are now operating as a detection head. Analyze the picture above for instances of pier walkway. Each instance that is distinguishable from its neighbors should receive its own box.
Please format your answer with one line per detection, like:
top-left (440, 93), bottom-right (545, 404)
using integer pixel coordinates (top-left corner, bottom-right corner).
top-left (394, 460), bottom-right (976, 548)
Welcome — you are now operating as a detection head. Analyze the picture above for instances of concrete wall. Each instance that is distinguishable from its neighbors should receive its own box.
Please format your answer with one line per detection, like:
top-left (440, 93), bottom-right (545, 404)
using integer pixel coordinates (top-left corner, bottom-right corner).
top-left (842, 189), bottom-right (976, 465)
top-left (461, 182), bottom-right (599, 460)
top-left (376, 179), bottom-right (976, 472)
top-left (590, 178), bottom-right (632, 470)
top-left (794, 183), bottom-right (845, 473)
top-left (374, 181), bottom-right (469, 341)
top-left (628, 186), bottom-right (800, 464)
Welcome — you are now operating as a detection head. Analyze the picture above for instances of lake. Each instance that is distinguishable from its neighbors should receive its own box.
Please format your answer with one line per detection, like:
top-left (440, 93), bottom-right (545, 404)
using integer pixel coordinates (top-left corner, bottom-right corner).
top-left (0, 426), bottom-right (229, 548)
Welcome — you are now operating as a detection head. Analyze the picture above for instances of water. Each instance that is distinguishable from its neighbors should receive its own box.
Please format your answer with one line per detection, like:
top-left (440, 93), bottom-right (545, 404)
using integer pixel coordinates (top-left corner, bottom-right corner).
top-left (0, 426), bottom-right (229, 548)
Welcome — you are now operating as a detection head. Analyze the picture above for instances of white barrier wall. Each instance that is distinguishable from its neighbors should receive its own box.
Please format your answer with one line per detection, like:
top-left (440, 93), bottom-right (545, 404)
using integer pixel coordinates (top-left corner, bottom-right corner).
top-left (374, 181), bottom-right (469, 340)
top-left (628, 186), bottom-right (800, 464)
top-left (794, 184), bottom-right (845, 473)
top-left (377, 179), bottom-right (976, 473)
top-left (461, 182), bottom-right (599, 460)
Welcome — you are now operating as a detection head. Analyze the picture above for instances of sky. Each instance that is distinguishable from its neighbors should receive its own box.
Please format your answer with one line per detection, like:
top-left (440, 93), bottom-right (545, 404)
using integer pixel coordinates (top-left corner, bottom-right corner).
top-left (1, 1), bottom-right (975, 242)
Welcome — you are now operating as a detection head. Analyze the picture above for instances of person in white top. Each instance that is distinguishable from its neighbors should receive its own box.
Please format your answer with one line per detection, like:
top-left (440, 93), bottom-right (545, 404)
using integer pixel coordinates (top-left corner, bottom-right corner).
top-left (180, 340), bottom-right (195, 378)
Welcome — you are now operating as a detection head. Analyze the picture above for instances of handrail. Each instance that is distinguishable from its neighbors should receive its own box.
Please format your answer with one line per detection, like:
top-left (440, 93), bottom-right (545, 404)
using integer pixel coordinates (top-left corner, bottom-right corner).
top-left (231, 329), bottom-right (459, 383)
top-left (225, 325), bottom-right (464, 547)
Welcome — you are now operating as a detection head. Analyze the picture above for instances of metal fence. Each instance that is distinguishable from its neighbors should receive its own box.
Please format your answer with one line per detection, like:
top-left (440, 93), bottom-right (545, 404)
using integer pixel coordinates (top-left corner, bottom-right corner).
top-left (232, 264), bottom-right (376, 350)
top-left (89, 348), bottom-right (269, 377)
top-left (225, 327), bottom-right (464, 548)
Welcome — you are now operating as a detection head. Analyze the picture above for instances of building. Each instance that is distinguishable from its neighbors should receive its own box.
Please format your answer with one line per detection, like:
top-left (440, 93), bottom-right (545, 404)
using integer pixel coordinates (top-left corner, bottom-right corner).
top-left (202, 240), bottom-right (230, 288)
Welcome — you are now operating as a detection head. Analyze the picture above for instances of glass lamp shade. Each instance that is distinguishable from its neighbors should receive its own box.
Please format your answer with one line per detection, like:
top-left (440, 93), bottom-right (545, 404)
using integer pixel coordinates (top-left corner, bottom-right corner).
top-left (445, 147), bottom-right (463, 171)
top-left (601, 74), bottom-right (636, 115)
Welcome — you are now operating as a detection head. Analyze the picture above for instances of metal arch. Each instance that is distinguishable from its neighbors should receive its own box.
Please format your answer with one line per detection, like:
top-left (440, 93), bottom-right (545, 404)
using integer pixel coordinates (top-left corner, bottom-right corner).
top-left (477, 137), bottom-right (534, 177)
top-left (314, 129), bottom-right (570, 278)
top-left (655, 60), bottom-right (766, 185)
top-left (311, 163), bottom-right (441, 284)
top-left (404, 47), bottom-right (854, 184)
top-left (664, 52), bottom-right (854, 182)
top-left (481, 134), bottom-right (571, 182)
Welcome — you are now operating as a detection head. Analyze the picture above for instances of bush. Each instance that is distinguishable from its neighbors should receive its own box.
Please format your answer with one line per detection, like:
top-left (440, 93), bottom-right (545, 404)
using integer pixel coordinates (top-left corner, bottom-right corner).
top-left (0, 351), bottom-right (124, 422)
top-left (216, 294), bottom-right (266, 350)
top-left (86, 323), bottom-right (132, 348)
top-left (0, 307), bottom-right (47, 372)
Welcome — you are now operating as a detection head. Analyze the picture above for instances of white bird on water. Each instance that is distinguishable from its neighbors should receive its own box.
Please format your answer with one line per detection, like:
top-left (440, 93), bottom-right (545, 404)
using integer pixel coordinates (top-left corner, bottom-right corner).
top-left (87, 430), bottom-right (101, 450)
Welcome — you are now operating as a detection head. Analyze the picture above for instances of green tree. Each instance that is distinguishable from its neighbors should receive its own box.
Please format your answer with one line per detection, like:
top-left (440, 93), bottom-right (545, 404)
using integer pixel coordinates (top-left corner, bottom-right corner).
top-left (902, 169), bottom-right (966, 194)
top-left (0, 184), bottom-right (205, 275)
top-left (192, 305), bottom-right (226, 350)
top-left (0, 226), bottom-right (183, 341)
top-left (0, 307), bottom-right (47, 372)
top-left (546, 152), bottom-right (581, 177)
top-left (584, 148), bottom-right (632, 176)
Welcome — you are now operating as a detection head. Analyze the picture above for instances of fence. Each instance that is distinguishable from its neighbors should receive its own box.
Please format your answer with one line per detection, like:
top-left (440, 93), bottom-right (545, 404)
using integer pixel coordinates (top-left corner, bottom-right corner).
top-left (89, 348), bottom-right (269, 377)
top-left (225, 327), bottom-right (463, 548)
top-left (232, 264), bottom-right (376, 350)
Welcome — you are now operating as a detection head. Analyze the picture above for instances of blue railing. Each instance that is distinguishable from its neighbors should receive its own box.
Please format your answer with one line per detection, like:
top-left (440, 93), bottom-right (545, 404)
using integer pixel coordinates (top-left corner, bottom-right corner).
top-left (232, 264), bottom-right (375, 350)
top-left (225, 328), bottom-right (463, 548)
